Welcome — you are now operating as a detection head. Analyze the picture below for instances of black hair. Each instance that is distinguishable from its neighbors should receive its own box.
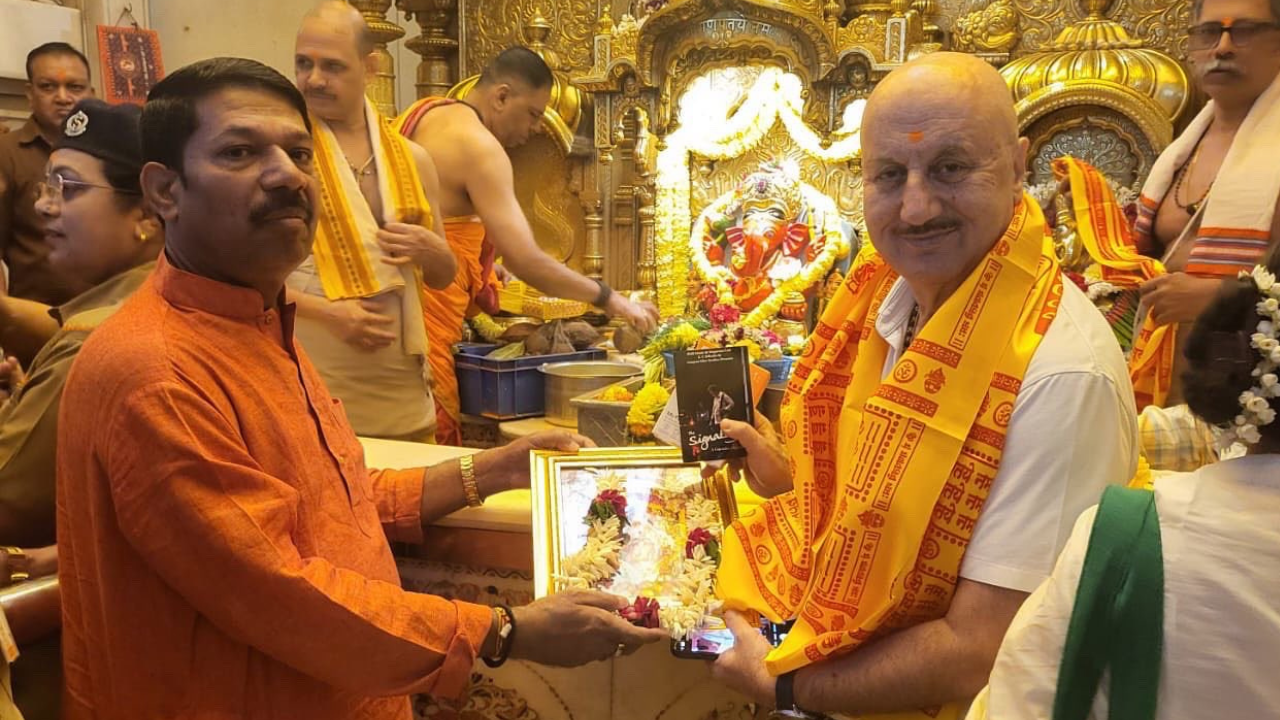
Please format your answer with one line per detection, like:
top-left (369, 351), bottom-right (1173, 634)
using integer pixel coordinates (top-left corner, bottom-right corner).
top-left (477, 47), bottom-right (553, 91)
top-left (1183, 248), bottom-right (1280, 440)
top-left (103, 158), bottom-right (144, 212)
top-left (26, 42), bottom-right (91, 82)
top-left (140, 57), bottom-right (311, 175)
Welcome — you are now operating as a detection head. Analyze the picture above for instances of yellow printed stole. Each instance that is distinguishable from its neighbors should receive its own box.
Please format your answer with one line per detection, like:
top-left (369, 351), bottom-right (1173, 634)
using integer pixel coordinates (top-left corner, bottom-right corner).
top-left (310, 100), bottom-right (433, 301)
top-left (1053, 157), bottom-right (1174, 410)
top-left (717, 197), bottom-right (1062, 720)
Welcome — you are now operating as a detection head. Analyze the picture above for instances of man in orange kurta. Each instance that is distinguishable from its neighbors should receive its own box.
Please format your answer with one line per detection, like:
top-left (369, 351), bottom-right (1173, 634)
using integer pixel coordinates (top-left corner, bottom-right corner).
top-left (396, 48), bottom-right (659, 444)
top-left (55, 58), bottom-right (666, 720)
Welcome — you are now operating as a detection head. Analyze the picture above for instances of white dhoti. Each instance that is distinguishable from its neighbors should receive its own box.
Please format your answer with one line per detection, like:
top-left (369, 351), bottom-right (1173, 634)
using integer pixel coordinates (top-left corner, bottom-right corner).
top-left (289, 256), bottom-right (436, 440)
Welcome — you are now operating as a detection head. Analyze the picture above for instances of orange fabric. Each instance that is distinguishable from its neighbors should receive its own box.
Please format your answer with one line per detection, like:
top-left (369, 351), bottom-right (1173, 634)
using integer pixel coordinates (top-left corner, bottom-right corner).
top-left (56, 255), bottom-right (492, 719)
top-left (1052, 157), bottom-right (1175, 410)
top-left (422, 216), bottom-right (490, 445)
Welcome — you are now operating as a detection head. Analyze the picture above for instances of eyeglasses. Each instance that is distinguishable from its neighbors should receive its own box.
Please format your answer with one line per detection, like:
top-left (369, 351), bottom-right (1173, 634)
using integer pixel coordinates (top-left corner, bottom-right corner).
top-left (36, 171), bottom-right (140, 202)
top-left (1186, 19), bottom-right (1280, 50)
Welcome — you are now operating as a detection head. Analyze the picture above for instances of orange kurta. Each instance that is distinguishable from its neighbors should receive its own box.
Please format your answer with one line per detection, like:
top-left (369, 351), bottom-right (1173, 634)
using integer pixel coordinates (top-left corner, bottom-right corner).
top-left (56, 255), bottom-right (492, 719)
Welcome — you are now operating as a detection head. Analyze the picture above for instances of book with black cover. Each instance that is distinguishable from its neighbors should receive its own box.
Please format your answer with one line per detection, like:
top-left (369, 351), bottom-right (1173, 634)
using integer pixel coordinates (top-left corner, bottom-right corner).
top-left (673, 346), bottom-right (754, 462)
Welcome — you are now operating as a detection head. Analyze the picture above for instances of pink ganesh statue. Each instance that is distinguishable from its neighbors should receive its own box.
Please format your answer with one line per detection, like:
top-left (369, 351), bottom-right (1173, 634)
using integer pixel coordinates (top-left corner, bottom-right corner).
top-left (690, 160), bottom-right (851, 325)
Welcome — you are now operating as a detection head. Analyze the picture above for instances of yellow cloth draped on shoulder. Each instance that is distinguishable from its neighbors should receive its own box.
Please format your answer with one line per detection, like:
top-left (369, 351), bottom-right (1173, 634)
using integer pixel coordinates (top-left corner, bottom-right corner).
top-left (307, 98), bottom-right (433, 361)
top-left (1052, 157), bottom-right (1173, 411)
top-left (716, 196), bottom-right (1062, 720)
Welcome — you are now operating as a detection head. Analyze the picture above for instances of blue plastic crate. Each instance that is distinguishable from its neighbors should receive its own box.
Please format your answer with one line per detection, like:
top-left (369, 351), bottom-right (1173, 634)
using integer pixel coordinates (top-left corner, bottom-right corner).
top-left (455, 346), bottom-right (607, 420)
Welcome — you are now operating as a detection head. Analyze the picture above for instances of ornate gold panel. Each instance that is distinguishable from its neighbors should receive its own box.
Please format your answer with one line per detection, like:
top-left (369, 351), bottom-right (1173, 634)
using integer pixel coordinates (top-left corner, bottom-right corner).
top-left (510, 135), bottom-right (586, 269)
top-left (1008, 0), bottom-right (1190, 59)
top-left (1025, 108), bottom-right (1154, 189)
top-left (461, 0), bottom-right (597, 75)
top-left (637, 0), bottom-right (837, 81)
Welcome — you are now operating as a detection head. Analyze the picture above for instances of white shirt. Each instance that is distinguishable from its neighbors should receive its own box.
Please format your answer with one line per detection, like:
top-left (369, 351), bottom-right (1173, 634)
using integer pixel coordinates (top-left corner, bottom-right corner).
top-left (969, 455), bottom-right (1280, 719)
top-left (875, 276), bottom-right (1138, 592)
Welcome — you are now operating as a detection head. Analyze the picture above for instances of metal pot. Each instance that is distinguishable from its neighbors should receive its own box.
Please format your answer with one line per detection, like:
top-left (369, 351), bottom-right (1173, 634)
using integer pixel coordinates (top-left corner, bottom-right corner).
top-left (539, 361), bottom-right (642, 427)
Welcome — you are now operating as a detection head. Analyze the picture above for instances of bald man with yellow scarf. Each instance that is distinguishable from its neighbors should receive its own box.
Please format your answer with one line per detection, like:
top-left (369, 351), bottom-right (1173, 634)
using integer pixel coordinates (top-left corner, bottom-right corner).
top-left (707, 54), bottom-right (1138, 720)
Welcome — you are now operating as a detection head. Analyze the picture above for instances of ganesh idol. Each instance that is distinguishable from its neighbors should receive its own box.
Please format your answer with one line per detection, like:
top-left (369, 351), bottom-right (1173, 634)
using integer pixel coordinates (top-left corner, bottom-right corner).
top-left (689, 160), bottom-right (852, 328)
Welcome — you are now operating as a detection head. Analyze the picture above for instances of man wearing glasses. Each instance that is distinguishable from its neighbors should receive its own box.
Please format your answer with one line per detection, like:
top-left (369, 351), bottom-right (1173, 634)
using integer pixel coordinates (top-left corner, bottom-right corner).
top-left (1125, 0), bottom-right (1280, 403)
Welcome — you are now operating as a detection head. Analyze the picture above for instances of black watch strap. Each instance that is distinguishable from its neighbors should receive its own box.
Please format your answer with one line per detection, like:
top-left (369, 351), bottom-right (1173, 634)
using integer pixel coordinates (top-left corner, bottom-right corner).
top-left (592, 278), bottom-right (613, 308)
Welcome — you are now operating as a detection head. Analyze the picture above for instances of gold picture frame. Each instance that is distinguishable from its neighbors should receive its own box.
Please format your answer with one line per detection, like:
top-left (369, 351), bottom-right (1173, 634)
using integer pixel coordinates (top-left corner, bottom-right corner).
top-left (529, 446), bottom-right (739, 600)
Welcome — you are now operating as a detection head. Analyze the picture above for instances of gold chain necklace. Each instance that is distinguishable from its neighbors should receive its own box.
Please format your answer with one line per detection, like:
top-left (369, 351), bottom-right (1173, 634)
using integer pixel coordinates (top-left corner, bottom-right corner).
top-left (347, 153), bottom-right (375, 179)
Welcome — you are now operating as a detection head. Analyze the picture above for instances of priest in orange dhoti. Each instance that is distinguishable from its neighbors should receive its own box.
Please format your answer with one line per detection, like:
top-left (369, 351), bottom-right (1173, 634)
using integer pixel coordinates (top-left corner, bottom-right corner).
top-left (396, 47), bottom-right (659, 445)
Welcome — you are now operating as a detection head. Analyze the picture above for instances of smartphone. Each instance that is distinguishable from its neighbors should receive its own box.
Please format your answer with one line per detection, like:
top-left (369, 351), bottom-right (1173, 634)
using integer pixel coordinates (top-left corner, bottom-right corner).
top-left (671, 617), bottom-right (793, 659)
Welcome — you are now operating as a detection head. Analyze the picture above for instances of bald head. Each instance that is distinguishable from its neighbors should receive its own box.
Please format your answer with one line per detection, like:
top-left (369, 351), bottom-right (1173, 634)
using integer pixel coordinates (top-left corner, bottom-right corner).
top-left (865, 52), bottom-right (1019, 153)
top-left (295, 1), bottom-right (375, 122)
top-left (300, 1), bottom-right (373, 58)
top-left (860, 52), bottom-right (1029, 298)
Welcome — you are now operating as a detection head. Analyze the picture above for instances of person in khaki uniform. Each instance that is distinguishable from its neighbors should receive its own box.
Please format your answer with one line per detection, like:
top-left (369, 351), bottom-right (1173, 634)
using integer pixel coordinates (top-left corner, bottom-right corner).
top-left (0, 43), bottom-right (94, 309)
top-left (0, 98), bottom-right (163, 720)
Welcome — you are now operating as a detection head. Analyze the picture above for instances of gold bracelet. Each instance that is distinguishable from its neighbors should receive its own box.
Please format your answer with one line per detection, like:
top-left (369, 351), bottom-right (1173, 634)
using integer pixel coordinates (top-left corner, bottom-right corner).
top-left (0, 546), bottom-right (29, 585)
top-left (460, 455), bottom-right (482, 508)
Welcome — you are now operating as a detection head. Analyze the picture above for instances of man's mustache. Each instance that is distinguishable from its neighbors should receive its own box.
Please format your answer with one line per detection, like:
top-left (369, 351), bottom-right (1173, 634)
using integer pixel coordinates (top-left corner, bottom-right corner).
top-left (249, 192), bottom-right (314, 225)
top-left (895, 220), bottom-right (960, 238)
top-left (1202, 59), bottom-right (1240, 75)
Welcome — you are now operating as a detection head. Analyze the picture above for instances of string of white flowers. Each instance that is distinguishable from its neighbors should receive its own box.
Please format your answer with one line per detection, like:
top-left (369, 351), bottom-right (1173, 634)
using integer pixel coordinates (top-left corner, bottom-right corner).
top-left (1218, 265), bottom-right (1280, 449)
top-left (558, 516), bottom-right (624, 589)
top-left (555, 473), bottom-right (727, 640)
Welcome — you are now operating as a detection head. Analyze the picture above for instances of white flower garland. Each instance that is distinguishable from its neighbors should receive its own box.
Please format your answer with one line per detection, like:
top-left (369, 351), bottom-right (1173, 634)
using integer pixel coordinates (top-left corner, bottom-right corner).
top-left (560, 516), bottom-right (624, 588)
top-left (1217, 265), bottom-right (1280, 449)
top-left (553, 470), bottom-right (726, 640)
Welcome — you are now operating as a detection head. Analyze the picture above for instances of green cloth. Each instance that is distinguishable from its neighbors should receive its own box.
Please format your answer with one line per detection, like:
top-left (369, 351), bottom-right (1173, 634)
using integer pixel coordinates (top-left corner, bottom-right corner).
top-left (1053, 485), bottom-right (1164, 720)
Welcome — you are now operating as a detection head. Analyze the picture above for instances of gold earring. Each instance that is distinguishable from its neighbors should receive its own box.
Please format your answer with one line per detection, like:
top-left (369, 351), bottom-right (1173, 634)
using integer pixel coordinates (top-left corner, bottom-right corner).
top-left (139, 232), bottom-right (148, 243)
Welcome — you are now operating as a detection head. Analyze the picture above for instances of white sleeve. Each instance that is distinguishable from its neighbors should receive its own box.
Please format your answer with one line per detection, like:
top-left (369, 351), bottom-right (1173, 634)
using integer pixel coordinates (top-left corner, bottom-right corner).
top-left (959, 370), bottom-right (1136, 592)
top-left (974, 507), bottom-right (1103, 720)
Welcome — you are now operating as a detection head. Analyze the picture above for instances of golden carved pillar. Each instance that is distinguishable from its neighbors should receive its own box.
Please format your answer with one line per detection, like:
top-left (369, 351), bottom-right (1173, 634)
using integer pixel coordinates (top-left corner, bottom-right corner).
top-left (583, 198), bottom-right (605, 280)
top-left (399, 0), bottom-right (458, 100)
top-left (635, 184), bottom-right (657, 293)
top-left (348, 0), bottom-right (405, 116)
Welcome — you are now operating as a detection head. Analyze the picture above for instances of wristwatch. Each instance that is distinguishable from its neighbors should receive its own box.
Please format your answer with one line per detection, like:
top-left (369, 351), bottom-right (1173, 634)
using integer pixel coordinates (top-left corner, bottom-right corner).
top-left (773, 671), bottom-right (818, 718)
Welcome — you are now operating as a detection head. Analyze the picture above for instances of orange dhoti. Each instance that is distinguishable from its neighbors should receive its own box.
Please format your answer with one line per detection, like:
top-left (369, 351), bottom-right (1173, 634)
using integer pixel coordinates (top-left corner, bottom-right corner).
top-left (423, 216), bottom-right (494, 445)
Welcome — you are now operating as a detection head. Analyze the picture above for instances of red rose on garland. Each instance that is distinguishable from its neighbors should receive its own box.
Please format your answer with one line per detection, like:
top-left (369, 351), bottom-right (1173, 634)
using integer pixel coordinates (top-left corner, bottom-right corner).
top-left (685, 527), bottom-right (721, 564)
top-left (588, 489), bottom-right (629, 526)
top-left (709, 303), bottom-right (742, 327)
top-left (618, 596), bottom-right (661, 628)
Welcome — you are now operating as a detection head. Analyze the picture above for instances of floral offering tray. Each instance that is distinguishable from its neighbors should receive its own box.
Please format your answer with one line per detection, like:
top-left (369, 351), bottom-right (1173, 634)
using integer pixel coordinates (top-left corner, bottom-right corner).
top-left (530, 447), bottom-right (738, 639)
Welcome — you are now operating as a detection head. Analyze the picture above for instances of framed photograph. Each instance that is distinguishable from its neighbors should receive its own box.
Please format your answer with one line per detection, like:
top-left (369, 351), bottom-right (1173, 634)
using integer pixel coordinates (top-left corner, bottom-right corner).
top-left (530, 447), bottom-right (739, 636)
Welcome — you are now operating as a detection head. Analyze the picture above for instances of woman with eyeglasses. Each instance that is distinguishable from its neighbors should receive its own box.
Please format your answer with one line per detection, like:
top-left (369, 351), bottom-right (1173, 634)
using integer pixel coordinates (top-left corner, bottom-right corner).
top-left (0, 98), bottom-right (161, 720)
